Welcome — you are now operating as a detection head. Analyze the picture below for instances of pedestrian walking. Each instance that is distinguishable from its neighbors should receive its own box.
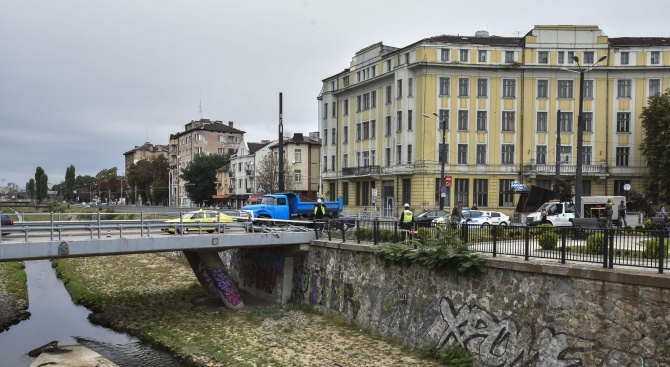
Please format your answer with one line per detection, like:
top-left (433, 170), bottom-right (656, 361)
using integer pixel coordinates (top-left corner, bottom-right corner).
top-left (399, 203), bottom-right (414, 243)
top-left (605, 198), bottom-right (614, 228)
top-left (451, 201), bottom-right (464, 228)
top-left (540, 206), bottom-right (548, 224)
top-left (618, 200), bottom-right (627, 228)
top-left (313, 199), bottom-right (327, 238)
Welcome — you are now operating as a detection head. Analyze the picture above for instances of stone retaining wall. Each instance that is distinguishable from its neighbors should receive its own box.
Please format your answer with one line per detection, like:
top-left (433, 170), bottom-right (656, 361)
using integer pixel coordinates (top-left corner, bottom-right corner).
top-left (288, 241), bottom-right (670, 366)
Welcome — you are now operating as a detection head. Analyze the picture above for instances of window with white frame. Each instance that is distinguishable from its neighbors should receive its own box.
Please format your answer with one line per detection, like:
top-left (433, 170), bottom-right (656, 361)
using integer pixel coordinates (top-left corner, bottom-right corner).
top-left (457, 144), bottom-right (467, 164)
top-left (343, 75), bottom-right (349, 87)
top-left (386, 59), bottom-right (392, 72)
top-left (356, 95), bottom-right (361, 111)
top-left (323, 129), bottom-right (328, 145)
top-left (583, 112), bottom-right (593, 132)
top-left (343, 126), bottom-right (348, 143)
top-left (294, 149), bottom-right (302, 163)
top-left (356, 152), bottom-right (360, 166)
top-left (559, 112), bottom-right (573, 132)
top-left (218, 148), bottom-right (226, 154)
top-left (458, 78), bottom-right (469, 96)
top-left (583, 51), bottom-right (594, 64)
top-left (363, 121), bottom-right (369, 139)
top-left (537, 80), bottom-right (548, 98)
top-left (356, 123), bottom-right (361, 140)
top-left (332, 101), bottom-right (337, 117)
top-left (323, 156), bottom-right (327, 172)
top-left (407, 144), bottom-right (412, 163)
top-left (651, 51), bottom-right (660, 65)
top-left (195, 133), bottom-right (203, 141)
top-left (396, 145), bottom-right (402, 164)
top-left (407, 111), bottom-right (412, 131)
top-left (439, 109), bottom-right (449, 130)
top-left (439, 77), bottom-right (450, 95)
top-left (537, 112), bottom-right (548, 132)
top-left (363, 93), bottom-right (370, 109)
top-left (397, 111), bottom-right (402, 132)
top-left (218, 135), bottom-right (225, 143)
top-left (370, 150), bottom-right (376, 165)
top-left (505, 51), bottom-right (514, 63)
top-left (195, 147), bottom-right (202, 154)
top-left (476, 144), bottom-right (486, 164)
top-left (294, 170), bottom-right (301, 183)
top-left (370, 91), bottom-right (376, 108)
top-left (371, 120), bottom-right (376, 138)
top-left (618, 80), bottom-right (632, 97)
top-left (460, 49), bottom-right (468, 62)
top-left (476, 111), bottom-right (487, 131)
top-left (616, 147), bottom-right (630, 166)
top-left (385, 116), bottom-right (391, 135)
top-left (620, 52), bottom-right (629, 65)
top-left (503, 79), bottom-right (515, 97)
top-left (558, 80), bottom-right (574, 98)
top-left (650, 79), bottom-right (661, 96)
top-left (502, 111), bottom-right (515, 131)
top-left (331, 128), bottom-right (336, 144)
top-left (567, 51), bottom-right (575, 63)
top-left (501, 145), bottom-right (514, 164)
top-left (558, 51), bottom-right (565, 64)
top-left (343, 99), bottom-right (349, 115)
top-left (386, 85), bottom-right (392, 103)
top-left (397, 79), bottom-right (402, 98)
top-left (559, 146), bottom-right (572, 164)
top-left (441, 48), bottom-right (450, 61)
top-left (458, 110), bottom-right (468, 130)
top-left (385, 148), bottom-right (391, 166)
top-left (323, 103), bottom-right (328, 118)
top-left (538, 51), bottom-right (549, 64)
top-left (478, 50), bottom-right (487, 62)
top-left (477, 78), bottom-right (487, 97)
top-left (536, 145), bottom-right (547, 164)
top-left (499, 179), bottom-right (514, 206)
top-left (331, 155), bottom-right (336, 171)
top-left (617, 112), bottom-right (630, 132)
top-left (582, 146), bottom-right (592, 165)
top-left (583, 80), bottom-right (593, 98)
top-left (343, 154), bottom-right (348, 168)
top-left (408, 78), bottom-right (413, 97)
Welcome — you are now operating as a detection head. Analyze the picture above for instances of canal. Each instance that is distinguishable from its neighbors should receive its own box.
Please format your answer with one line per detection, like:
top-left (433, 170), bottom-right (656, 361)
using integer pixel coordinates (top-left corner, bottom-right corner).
top-left (0, 260), bottom-right (184, 366)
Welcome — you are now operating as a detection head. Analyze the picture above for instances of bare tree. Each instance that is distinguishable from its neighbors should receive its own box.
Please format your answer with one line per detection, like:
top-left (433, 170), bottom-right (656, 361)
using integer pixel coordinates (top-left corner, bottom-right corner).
top-left (256, 152), bottom-right (294, 193)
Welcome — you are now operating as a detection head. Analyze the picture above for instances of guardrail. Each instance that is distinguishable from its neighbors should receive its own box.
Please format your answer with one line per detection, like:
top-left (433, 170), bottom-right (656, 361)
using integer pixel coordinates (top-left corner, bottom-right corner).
top-left (321, 219), bottom-right (669, 274)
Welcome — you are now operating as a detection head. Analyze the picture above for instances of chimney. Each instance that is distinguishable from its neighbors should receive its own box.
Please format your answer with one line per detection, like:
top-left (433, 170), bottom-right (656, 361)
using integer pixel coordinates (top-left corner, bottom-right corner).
top-left (228, 121), bottom-right (234, 128)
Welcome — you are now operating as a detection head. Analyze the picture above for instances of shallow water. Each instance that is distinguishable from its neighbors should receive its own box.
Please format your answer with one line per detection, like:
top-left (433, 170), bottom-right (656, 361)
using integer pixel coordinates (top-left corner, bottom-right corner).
top-left (0, 260), bottom-right (184, 366)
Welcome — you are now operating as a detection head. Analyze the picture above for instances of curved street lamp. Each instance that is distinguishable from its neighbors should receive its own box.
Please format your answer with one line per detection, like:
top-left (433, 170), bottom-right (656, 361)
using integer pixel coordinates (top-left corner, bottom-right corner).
top-left (561, 54), bottom-right (607, 218)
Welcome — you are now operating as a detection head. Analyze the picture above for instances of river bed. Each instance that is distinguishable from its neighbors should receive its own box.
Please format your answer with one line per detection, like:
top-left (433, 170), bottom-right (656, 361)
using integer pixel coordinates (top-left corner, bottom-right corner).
top-left (0, 260), bottom-right (184, 367)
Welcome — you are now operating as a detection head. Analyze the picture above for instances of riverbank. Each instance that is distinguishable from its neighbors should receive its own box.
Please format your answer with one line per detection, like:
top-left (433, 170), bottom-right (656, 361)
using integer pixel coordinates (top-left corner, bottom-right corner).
top-left (0, 262), bottom-right (29, 332)
top-left (53, 253), bottom-right (442, 367)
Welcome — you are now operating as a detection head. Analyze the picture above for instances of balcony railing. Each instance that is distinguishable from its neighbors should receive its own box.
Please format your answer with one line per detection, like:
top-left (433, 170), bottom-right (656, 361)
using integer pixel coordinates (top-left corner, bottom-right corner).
top-left (523, 159), bottom-right (608, 179)
top-left (342, 166), bottom-right (381, 176)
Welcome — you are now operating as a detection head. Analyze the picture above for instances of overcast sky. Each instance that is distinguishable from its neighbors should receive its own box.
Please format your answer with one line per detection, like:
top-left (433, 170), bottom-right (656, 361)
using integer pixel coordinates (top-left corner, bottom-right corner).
top-left (2, 0), bottom-right (669, 189)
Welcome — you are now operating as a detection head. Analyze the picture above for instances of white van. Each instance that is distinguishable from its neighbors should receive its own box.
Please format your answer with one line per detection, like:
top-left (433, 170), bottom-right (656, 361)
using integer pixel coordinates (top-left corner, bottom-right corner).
top-left (526, 196), bottom-right (624, 227)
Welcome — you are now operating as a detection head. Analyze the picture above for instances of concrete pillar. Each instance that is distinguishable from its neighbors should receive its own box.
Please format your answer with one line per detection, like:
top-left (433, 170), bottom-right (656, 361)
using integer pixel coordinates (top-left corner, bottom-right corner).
top-left (184, 250), bottom-right (245, 310)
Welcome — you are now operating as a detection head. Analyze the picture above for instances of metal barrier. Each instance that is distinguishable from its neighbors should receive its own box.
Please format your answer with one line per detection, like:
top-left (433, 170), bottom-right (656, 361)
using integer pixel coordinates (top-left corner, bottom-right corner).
top-left (322, 220), bottom-right (669, 274)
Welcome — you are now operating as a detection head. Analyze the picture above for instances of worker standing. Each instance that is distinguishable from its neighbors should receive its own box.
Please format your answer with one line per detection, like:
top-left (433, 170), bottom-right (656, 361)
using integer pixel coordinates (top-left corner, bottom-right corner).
top-left (313, 198), bottom-right (327, 238)
top-left (398, 203), bottom-right (414, 243)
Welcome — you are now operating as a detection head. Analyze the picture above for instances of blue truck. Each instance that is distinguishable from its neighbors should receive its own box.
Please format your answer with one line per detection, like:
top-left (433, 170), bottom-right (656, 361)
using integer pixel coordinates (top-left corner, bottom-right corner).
top-left (241, 192), bottom-right (343, 224)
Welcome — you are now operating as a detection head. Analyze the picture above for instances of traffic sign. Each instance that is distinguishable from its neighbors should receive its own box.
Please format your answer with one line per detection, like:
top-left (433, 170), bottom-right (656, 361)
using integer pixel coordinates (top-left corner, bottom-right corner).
top-left (441, 186), bottom-right (447, 193)
top-left (444, 175), bottom-right (452, 187)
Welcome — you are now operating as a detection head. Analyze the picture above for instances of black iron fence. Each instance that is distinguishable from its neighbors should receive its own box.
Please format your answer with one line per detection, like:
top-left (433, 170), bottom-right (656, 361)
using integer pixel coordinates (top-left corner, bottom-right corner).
top-left (322, 219), bottom-right (669, 274)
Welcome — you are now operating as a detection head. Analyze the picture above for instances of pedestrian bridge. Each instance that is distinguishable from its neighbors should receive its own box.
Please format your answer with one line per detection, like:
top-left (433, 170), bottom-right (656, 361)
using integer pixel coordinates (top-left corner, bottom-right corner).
top-left (0, 219), bottom-right (316, 311)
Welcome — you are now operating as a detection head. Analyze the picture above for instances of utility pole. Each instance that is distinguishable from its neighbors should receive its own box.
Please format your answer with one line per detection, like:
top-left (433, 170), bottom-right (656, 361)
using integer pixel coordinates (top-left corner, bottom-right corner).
top-left (278, 92), bottom-right (284, 192)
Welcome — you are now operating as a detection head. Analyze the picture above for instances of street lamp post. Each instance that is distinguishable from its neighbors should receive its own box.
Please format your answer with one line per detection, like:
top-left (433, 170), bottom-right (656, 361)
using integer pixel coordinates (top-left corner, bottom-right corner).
top-left (562, 55), bottom-right (607, 218)
top-left (423, 113), bottom-right (447, 210)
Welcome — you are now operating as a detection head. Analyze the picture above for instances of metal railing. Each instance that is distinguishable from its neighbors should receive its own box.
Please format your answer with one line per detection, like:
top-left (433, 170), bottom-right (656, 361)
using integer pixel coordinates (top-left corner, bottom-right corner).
top-left (321, 219), bottom-right (668, 274)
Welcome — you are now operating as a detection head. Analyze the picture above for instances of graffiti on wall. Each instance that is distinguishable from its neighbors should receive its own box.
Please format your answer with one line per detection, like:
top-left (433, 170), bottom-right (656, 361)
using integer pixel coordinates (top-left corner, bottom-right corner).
top-left (240, 248), bottom-right (285, 294)
top-left (294, 270), bottom-right (659, 366)
top-left (197, 263), bottom-right (242, 307)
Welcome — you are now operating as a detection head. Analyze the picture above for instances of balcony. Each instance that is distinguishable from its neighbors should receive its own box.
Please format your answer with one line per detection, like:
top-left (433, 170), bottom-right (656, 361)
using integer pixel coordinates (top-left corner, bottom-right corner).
top-left (523, 159), bottom-right (608, 181)
top-left (342, 166), bottom-right (381, 176)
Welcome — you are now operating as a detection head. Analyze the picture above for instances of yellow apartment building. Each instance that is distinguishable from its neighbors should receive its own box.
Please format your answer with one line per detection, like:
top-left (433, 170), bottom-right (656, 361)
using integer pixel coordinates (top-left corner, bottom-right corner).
top-left (318, 25), bottom-right (670, 217)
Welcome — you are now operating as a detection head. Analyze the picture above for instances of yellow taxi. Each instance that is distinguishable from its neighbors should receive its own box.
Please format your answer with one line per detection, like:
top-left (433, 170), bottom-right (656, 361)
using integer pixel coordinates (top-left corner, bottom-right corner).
top-left (163, 210), bottom-right (233, 234)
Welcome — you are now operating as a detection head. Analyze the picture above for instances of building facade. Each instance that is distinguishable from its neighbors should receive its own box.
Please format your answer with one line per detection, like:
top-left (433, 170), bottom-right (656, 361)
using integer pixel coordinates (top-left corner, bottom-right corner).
top-left (319, 25), bottom-right (670, 217)
top-left (122, 142), bottom-right (169, 176)
top-left (170, 119), bottom-right (245, 207)
top-left (229, 140), bottom-right (269, 208)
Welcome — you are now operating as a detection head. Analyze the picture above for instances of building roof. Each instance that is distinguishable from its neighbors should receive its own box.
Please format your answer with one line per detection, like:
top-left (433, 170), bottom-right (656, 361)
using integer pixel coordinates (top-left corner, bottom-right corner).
top-left (173, 119), bottom-right (246, 138)
top-left (609, 37), bottom-right (670, 47)
top-left (122, 142), bottom-right (169, 156)
top-left (248, 142), bottom-right (269, 154)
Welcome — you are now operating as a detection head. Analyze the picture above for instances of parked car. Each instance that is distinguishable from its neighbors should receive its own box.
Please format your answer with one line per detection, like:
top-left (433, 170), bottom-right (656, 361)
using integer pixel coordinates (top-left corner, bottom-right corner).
top-left (483, 211), bottom-right (510, 226)
top-left (1, 213), bottom-right (14, 236)
top-left (163, 210), bottom-right (233, 234)
top-left (414, 210), bottom-right (449, 227)
top-left (462, 210), bottom-right (492, 227)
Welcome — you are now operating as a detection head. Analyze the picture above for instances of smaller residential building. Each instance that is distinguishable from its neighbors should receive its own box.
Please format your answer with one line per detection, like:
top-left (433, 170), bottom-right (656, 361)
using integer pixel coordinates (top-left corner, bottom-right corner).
top-left (122, 142), bottom-right (169, 176)
top-left (229, 140), bottom-right (269, 208)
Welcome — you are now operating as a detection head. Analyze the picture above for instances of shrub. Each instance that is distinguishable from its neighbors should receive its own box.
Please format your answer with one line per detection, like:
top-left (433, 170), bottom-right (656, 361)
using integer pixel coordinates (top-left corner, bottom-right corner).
top-left (586, 233), bottom-right (605, 254)
top-left (416, 228), bottom-right (433, 243)
top-left (538, 231), bottom-right (558, 250)
top-left (357, 227), bottom-right (373, 241)
top-left (643, 238), bottom-right (669, 259)
top-left (644, 219), bottom-right (652, 230)
top-left (489, 226), bottom-right (508, 238)
top-left (378, 229), bottom-right (395, 243)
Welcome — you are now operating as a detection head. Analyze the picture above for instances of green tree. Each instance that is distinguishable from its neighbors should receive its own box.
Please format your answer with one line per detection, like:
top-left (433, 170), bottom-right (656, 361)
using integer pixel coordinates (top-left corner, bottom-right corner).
top-left (34, 167), bottom-right (48, 203)
top-left (552, 178), bottom-right (574, 203)
top-left (64, 165), bottom-right (76, 203)
top-left (256, 152), bottom-right (294, 194)
top-left (640, 88), bottom-right (670, 202)
top-left (127, 160), bottom-right (153, 205)
top-left (181, 153), bottom-right (230, 206)
top-left (151, 155), bottom-right (170, 205)
top-left (26, 179), bottom-right (35, 201)
top-left (95, 167), bottom-right (119, 203)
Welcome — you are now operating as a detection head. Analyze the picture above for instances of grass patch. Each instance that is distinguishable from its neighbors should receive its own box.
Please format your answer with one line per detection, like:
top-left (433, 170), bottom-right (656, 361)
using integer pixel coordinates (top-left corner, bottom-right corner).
top-left (0, 262), bottom-right (28, 305)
